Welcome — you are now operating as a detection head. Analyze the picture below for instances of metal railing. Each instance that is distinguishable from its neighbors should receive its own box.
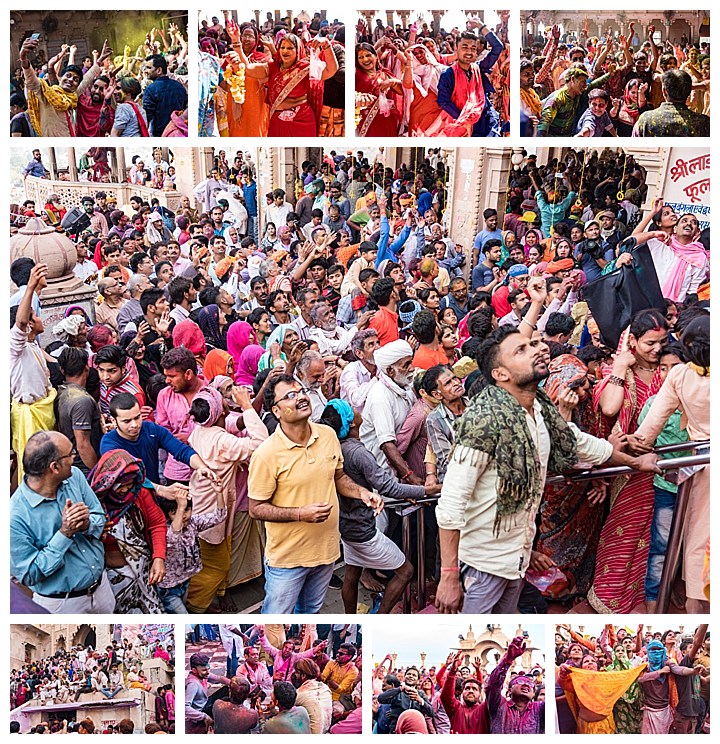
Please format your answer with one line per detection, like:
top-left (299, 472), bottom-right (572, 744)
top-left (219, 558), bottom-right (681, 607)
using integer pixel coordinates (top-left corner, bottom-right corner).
top-left (383, 440), bottom-right (709, 614)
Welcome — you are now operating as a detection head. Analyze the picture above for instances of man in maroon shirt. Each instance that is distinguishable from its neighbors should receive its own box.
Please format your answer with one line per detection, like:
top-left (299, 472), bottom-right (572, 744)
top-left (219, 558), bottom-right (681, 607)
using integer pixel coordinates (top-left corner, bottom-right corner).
top-left (441, 651), bottom-right (489, 734)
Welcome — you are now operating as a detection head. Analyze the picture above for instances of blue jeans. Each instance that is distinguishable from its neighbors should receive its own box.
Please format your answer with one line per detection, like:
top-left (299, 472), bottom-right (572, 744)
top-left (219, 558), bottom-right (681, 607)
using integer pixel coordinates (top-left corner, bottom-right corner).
top-left (247, 215), bottom-right (258, 243)
top-left (158, 581), bottom-right (189, 614)
top-left (645, 486), bottom-right (677, 602)
top-left (261, 561), bottom-right (335, 614)
top-left (101, 687), bottom-right (121, 699)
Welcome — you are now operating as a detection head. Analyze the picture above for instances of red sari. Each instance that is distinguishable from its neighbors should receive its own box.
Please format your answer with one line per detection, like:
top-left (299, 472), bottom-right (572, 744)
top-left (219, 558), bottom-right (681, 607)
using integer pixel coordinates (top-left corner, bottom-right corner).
top-left (355, 67), bottom-right (403, 137)
top-left (267, 52), bottom-right (322, 137)
top-left (588, 362), bottom-right (662, 613)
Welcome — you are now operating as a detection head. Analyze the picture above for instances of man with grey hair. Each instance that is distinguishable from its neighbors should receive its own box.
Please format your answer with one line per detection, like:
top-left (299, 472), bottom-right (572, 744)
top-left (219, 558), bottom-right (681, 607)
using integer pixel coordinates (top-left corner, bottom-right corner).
top-left (10, 430), bottom-right (114, 613)
top-left (94, 276), bottom-right (126, 331)
top-left (339, 329), bottom-right (379, 415)
top-left (308, 302), bottom-right (371, 356)
top-left (359, 339), bottom-right (422, 485)
top-left (294, 350), bottom-right (329, 421)
top-left (116, 274), bottom-right (153, 334)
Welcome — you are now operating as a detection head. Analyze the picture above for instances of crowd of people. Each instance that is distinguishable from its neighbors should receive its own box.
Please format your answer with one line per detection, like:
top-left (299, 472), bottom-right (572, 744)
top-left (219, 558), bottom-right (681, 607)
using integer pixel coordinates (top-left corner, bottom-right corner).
top-left (10, 628), bottom-right (175, 735)
top-left (11, 19), bottom-right (188, 138)
top-left (9, 144), bottom-right (710, 617)
top-left (373, 636), bottom-right (544, 734)
top-left (355, 13), bottom-right (509, 137)
top-left (185, 623), bottom-right (361, 734)
top-left (521, 23), bottom-right (710, 136)
top-left (555, 623), bottom-right (710, 734)
top-left (199, 12), bottom-right (345, 137)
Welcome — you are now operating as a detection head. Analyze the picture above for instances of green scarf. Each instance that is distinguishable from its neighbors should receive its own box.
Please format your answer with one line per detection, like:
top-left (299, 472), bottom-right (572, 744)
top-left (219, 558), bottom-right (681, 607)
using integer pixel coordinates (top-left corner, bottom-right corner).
top-left (453, 384), bottom-right (577, 536)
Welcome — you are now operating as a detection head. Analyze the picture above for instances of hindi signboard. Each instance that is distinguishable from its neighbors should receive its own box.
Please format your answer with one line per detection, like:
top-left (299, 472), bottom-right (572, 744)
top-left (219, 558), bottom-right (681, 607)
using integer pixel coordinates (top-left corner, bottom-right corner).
top-left (660, 148), bottom-right (711, 231)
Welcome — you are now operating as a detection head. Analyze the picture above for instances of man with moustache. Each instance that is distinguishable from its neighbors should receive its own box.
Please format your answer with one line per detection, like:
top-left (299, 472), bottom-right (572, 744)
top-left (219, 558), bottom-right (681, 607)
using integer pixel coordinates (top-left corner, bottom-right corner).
top-left (435, 278), bottom-right (661, 614)
top-left (441, 650), bottom-right (489, 734)
top-left (248, 375), bottom-right (380, 614)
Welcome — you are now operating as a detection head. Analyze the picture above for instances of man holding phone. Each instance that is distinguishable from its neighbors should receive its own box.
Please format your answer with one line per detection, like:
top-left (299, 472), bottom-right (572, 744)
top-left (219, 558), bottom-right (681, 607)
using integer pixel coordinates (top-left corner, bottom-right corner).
top-left (19, 35), bottom-right (113, 136)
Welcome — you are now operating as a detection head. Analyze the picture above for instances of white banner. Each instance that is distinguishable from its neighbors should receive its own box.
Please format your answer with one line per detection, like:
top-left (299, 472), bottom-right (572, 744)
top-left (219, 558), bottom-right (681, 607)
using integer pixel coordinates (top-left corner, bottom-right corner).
top-left (660, 148), bottom-right (711, 231)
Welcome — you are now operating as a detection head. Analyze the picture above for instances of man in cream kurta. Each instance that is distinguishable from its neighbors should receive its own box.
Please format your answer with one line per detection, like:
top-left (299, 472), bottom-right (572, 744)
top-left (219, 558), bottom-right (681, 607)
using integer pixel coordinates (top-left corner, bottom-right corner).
top-left (435, 325), bottom-right (659, 614)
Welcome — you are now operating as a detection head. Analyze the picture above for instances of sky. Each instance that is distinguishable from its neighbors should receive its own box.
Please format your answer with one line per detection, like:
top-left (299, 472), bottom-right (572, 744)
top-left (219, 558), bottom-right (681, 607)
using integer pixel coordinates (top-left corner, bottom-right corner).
top-left (373, 621), bottom-right (545, 669)
top-left (199, 10), bottom-right (503, 34)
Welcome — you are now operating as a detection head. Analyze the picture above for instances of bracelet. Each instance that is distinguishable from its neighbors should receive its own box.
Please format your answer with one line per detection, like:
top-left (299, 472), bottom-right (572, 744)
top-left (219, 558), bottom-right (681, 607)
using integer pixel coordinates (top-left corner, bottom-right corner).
top-left (608, 374), bottom-right (626, 387)
top-left (441, 566), bottom-right (460, 573)
top-left (521, 317), bottom-right (537, 330)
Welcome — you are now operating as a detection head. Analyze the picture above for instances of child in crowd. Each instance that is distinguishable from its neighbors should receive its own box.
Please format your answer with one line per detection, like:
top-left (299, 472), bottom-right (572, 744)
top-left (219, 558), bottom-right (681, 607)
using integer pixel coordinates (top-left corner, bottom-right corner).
top-left (155, 486), bottom-right (227, 613)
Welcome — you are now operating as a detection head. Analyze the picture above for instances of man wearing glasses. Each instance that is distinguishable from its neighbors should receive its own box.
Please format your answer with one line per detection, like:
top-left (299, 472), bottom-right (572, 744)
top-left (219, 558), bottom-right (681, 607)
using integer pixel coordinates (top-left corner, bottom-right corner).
top-left (248, 375), bottom-right (381, 614)
top-left (10, 430), bottom-right (114, 614)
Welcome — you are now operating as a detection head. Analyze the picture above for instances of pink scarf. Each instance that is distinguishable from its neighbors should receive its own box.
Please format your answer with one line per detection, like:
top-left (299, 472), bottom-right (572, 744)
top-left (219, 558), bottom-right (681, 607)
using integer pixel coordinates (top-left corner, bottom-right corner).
top-left (661, 236), bottom-right (708, 302)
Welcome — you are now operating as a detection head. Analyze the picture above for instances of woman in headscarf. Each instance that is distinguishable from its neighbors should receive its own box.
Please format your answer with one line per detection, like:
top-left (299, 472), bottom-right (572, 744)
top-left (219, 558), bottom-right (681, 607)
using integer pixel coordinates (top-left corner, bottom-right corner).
top-left (536, 355), bottom-right (604, 604)
top-left (611, 78), bottom-right (651, 137)
top-left (589, 309), bottom-right (668, 614)
top-left (235, 30), bottom-right (337, 137)
top-left (226, 321), bottom-right (257, 382)
top-left (557, 653), bottom-right (647, 734)
top-left (185, 386), bottom-right (268, 613)
top-left (257, 324), bottom-right (300, 372)
top-left (89, 450), bottom-right (167, 614)
top-left (396, 709), bottom-right (430, 734)
top-left (403, 43), bottom-right (449, 137)
top-left (172, 320), bottom-right (208, 374)
top-left (222, 20), bottom-right (271, 136)
top-left (197, 304), bottom-right (227, 351)
top-left (521, 228), bottom-right (543, 263)
top-left (355, 43), bottom-right (404, 137)
top-left (53, 314), bottom-right (90, 351)
top-left (235, 344), bottom-right (265, 388)
top-left (607, 643), bottom-right (644, 734)
top-left (203, 349), bottom-right (234, 382)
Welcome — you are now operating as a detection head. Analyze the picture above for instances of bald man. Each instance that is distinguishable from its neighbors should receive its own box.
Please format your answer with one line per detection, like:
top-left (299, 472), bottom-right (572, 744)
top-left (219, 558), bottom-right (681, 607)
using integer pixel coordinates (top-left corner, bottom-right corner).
top-left (10, 430), bottom-right (114, 613)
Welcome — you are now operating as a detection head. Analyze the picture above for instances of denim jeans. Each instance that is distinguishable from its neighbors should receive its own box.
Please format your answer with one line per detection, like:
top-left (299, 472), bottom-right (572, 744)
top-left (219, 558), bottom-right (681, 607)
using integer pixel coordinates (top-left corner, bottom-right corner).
top-left (261, 561), bottom-right (335, 614)
top-left (101, 687), bottom-right (121, 699)
top-left (645, 486), bottom-right (677, 601)
top-left (158, 581), bottom-right (189, 614)
top-left (247, 215), bottom-right (258, 243)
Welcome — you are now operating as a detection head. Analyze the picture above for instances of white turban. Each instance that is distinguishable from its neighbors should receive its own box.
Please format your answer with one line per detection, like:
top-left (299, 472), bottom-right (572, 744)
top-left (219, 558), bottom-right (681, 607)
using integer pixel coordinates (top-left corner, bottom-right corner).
top-left (373, 339), bottom-right (413, 371)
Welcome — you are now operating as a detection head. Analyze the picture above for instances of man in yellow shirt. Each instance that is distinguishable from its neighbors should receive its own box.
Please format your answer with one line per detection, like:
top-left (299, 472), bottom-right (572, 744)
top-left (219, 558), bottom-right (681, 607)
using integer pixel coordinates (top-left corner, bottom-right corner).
top-left (321, 644), bottom-right (359, 701)
top-left (248, 375), bottom-right (381, 613)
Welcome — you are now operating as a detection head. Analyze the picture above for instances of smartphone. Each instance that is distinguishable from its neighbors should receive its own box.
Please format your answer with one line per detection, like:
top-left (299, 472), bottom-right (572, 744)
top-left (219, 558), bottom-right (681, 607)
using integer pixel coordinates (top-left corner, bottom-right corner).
top-left (30, 33), bottom-right (41, 41)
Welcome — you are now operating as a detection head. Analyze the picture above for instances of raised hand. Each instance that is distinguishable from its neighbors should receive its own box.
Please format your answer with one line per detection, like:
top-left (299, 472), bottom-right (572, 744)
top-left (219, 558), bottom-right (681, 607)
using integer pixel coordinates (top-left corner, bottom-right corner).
top-left (505, 636), bottom-right (526, 661)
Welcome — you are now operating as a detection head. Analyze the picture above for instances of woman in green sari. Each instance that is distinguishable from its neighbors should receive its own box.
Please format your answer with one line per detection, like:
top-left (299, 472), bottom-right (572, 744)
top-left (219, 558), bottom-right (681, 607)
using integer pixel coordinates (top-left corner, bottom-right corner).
top-left (608, 643), bottom-right (644, 734)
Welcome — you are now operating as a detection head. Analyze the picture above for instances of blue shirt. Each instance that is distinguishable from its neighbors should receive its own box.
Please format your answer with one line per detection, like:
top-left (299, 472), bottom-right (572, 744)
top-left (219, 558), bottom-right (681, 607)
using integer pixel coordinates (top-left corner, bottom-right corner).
top-left (535, 189), bottom-right (576, 239)
top-left (417, 191), bottom-right (433, 215)
top-left (142, 75), bottom-right (188, 136)
top-left (242, 180), bottom-right (258, 217)
top-left (436, 32), bottom-right (504, 137)
top-left (473, 228), bottom-right (504, 254)
top-left (100, 421), bottom-right (196, 484)
top-left (23, 159), bottom-right (49, 178)
top-left (10, 468), bottom-right (106, 595)
top-left (374, 216), bottom-right (411, 269)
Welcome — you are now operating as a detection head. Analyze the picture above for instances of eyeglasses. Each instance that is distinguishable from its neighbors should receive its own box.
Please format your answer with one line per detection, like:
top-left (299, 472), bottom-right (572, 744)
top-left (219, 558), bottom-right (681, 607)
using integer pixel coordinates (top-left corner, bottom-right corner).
top-left (273, 387), bottom-right (310, 406)
top-left (55, 448), bottom-right (77, 463)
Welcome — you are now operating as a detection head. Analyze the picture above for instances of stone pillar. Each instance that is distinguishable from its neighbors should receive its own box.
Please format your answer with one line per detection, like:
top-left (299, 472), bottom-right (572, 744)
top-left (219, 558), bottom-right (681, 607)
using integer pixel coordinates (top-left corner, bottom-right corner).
top-left (47, 148), bottom-right (58, 180)
top-left (115, 147), bottom-right (126, 183)
top-left (67, 147), bottom-right (78, 181)
top-left (385, 10), bottom-right (394, 27)
top-left (253, 10), bottom-right (260, 27)
top-left (430, 11), bottom-right (444, 36)
top-left (444, 147), bottom-right (511, 275)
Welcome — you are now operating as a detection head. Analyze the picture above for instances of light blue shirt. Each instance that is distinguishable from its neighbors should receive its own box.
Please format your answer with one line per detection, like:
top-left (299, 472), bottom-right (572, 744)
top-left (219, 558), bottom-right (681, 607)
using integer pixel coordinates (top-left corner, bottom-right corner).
top-left (10, 467), bottom-right (106, 595)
